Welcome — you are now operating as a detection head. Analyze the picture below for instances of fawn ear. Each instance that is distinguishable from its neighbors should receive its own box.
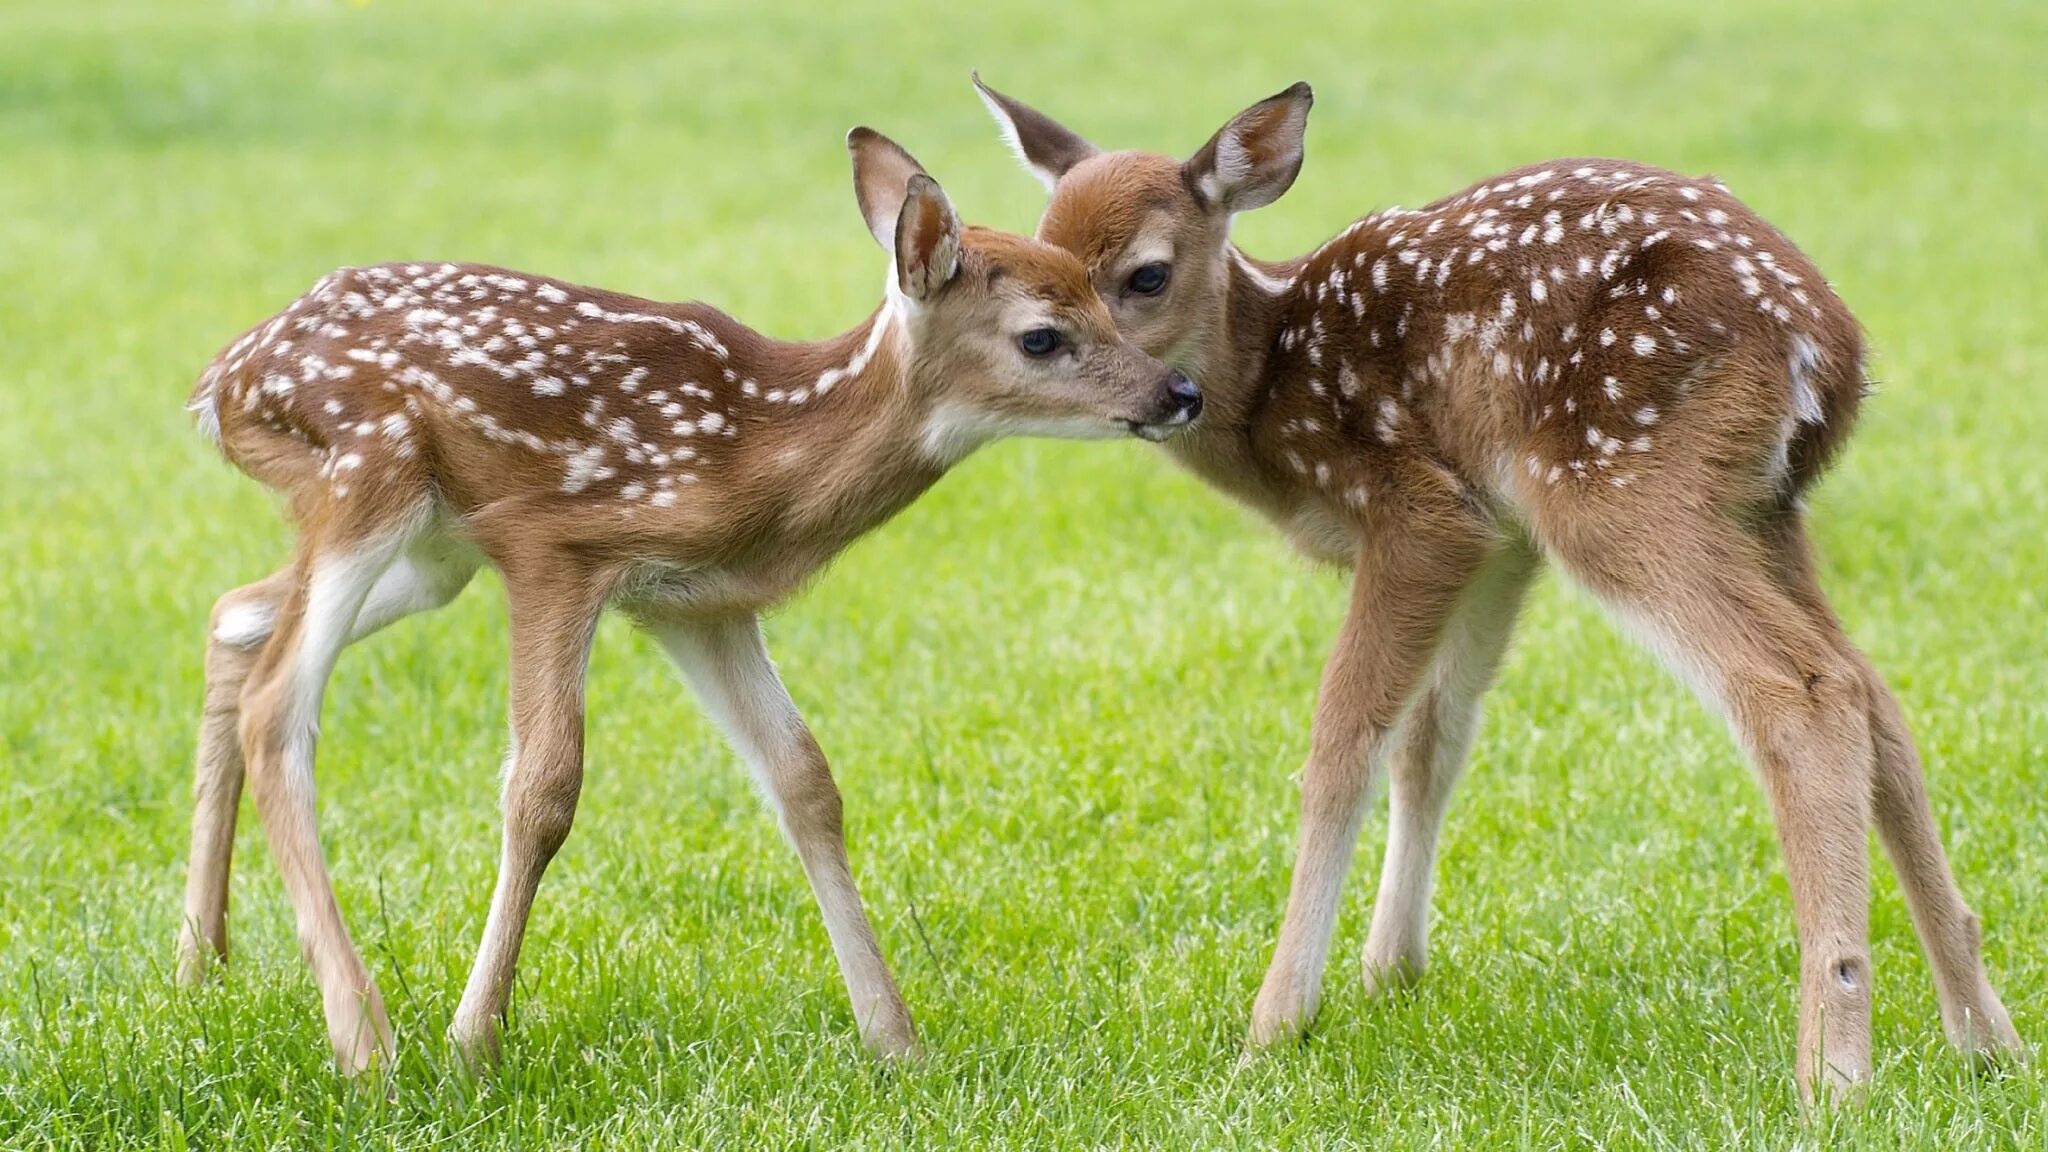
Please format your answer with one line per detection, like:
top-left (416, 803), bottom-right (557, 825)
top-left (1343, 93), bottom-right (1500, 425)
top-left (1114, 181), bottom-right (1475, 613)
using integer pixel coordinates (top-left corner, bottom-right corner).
top-left (893, 174), bottom-right (962, 300)
top-left (1182, 82), bottom-right (1313, 213)
top-left (973, 72), bottom-right (1099, 192)
top-left (849, 127), bottom-right (932, 251)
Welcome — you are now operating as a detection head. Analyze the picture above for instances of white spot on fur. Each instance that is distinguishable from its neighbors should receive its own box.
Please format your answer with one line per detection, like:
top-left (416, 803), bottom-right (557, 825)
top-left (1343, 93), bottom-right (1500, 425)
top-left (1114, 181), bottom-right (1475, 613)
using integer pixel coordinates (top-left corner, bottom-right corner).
top-left (1789, 333), bottom-right (1826, 424)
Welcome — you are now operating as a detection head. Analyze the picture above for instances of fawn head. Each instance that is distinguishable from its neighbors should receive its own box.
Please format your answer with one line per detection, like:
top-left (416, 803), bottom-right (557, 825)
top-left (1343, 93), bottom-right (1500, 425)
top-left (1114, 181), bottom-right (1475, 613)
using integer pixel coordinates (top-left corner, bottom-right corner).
top-left (972, 76), bottom-right (1313, 382)
top-left (848, 129), bottom-right (1201, 455)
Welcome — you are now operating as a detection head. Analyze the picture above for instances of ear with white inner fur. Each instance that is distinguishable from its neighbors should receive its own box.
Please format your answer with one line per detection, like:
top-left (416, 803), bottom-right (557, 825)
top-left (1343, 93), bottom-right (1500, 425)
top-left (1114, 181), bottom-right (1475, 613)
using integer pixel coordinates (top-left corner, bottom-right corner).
top-left (1182, 82), bottom-right (1313, 214)
top-left (894, 174), bottom-right (962, 300)
top-left (972, 72), bottom-right (1100, 192)
top-left (848, 127), bottom-right (932, 251)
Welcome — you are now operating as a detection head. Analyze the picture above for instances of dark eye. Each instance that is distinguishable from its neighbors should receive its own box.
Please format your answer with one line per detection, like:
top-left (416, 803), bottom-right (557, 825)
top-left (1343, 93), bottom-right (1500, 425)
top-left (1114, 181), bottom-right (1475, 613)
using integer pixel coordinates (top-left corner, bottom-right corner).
top-left (1018, 328), bottom-right (1062, 357)
top-left (1126, 262), bottom-right (1170, 296)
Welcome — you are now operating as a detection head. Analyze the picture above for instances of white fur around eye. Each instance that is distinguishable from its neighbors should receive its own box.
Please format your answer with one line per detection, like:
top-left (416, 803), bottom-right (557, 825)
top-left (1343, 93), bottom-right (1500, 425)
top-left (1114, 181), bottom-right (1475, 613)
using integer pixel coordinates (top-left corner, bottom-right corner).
top-left (1118, 247), bottom-right (1175, 286)
top-left (1113, 220), bottom-right (1178, 288)
top-left (1003, 304), bottom-right (1062, 336)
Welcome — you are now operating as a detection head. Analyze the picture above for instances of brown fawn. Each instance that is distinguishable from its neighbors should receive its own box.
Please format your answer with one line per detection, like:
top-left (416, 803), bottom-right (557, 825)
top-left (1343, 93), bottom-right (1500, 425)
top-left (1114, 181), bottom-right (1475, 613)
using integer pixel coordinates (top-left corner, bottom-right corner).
top-left (177, 127), bottom-right (1200, 1073)
top-left (973, 76), bottom-right (2021, 1100)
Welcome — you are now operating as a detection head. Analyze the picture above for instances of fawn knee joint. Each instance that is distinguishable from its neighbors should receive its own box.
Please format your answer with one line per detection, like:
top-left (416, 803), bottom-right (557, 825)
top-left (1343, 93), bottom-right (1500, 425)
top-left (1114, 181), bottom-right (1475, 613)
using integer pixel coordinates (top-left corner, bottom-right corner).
top-left (211, 597), bottom-right (277, 649)
top-left (776, 768), bottom-right (844, 838)
top-left (506, 777), bottom-right (580, 858)
top-left (1300, 749), bottom-right (1380, 822)
top-left (1791, 659), bottom-right (1868, 718)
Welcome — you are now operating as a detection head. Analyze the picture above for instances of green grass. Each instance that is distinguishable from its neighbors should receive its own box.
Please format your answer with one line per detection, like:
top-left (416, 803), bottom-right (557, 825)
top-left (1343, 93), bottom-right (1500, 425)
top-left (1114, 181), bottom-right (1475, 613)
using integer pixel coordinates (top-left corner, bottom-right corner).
top-left (3, 0), bottom-right (2045, 1146)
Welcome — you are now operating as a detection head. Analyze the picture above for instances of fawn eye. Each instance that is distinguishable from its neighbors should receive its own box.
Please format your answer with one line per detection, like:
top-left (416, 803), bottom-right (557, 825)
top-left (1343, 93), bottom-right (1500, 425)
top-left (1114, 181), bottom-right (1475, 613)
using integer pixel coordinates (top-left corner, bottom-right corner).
top-left (1126, 263), bottom-right (1170, 296)
top-left (1018, 328), bottom-right (1062, 357)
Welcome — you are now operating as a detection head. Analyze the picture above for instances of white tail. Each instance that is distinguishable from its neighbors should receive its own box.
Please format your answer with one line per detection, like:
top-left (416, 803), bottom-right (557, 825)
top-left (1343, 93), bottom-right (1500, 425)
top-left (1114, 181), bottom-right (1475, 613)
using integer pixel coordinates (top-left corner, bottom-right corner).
top-left (174, 126), bottom-right (1198, 1073)
top-left (976, 76), bottom-right (2021, 1102)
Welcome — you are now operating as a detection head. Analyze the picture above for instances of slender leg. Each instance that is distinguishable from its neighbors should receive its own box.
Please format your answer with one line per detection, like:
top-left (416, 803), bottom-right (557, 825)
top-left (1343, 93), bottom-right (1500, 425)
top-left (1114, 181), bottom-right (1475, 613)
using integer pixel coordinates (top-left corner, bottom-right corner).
top-left (1545, 514), bottom-right (1875, 1103)
top-left (177, 543), bottom-right (478, 985)
top-left (654, 615), bottom-right (919, 1059)
top-left (1361, 538), bottom-right (1540, 993)
top-left (449, 563), bottom-right (605, 1064)
top-left (237, 528), bottom-right (413, 1073)
top-left (1767, 515), bottom-right (2021, 1059)
top-left (178, 568), bottom-right (294, 984)
top-left (1248, 510), bottom-right (1492, 1049)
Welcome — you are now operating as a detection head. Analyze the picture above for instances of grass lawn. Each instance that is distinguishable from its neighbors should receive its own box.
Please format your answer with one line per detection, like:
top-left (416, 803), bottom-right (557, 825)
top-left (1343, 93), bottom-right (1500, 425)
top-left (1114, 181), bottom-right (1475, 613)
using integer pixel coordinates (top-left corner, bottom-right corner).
top-left (3, 0), bottom-right (2045, 1146)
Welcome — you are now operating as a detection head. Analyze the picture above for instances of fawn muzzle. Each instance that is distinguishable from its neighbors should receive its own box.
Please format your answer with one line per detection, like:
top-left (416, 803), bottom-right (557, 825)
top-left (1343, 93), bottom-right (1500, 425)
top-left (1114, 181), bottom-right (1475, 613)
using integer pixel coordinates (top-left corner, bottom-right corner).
top-left (1131, 371), bottom-right (1203, 441)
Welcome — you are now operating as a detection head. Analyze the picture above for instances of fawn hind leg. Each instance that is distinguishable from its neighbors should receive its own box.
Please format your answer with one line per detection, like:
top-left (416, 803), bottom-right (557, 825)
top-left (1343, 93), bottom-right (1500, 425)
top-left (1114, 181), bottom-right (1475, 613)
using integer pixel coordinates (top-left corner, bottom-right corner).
top-left (178, 538), bottom-right (478, 985)
top-left (237, 506), bottom-right (441, 1073)
top-left (179, 568), bottom-right (297, 983)
top-left (1541, 504), bottom-right (1875, 1103)
top-left (1765, 512), bottom-right (2021, 1061)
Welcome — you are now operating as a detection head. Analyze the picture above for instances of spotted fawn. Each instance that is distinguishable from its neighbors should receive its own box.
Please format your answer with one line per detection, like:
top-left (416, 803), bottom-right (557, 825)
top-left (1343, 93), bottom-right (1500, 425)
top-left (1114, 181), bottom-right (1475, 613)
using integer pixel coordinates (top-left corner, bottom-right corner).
top-left (177, 127), bottom-right (1200, 1073)
top-left (974, 75), bottom-right (2020, 1102)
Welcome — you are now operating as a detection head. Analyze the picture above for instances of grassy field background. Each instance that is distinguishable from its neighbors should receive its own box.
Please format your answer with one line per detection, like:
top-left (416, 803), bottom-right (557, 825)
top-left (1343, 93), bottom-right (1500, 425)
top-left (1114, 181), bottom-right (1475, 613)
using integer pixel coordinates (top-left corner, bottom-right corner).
top-left (3, 0), bottom-right (2045, 1146)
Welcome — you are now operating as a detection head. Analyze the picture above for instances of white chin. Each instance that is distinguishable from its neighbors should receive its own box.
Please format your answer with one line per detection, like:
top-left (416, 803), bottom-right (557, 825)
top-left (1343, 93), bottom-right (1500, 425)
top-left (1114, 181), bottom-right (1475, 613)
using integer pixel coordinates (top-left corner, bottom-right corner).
top-left (1131, 422), bottom-right (1179, 442)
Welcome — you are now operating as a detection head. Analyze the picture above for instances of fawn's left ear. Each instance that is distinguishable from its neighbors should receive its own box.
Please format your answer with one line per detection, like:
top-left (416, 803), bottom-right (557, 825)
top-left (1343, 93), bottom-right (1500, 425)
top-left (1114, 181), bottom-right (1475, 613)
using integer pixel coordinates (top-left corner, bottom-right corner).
top-left (1182, 82), bottom-right (1313, 214)
top-left (849, 128), bottom-right (961, 300)
top-left (849, 127), bottom-right (932, 251)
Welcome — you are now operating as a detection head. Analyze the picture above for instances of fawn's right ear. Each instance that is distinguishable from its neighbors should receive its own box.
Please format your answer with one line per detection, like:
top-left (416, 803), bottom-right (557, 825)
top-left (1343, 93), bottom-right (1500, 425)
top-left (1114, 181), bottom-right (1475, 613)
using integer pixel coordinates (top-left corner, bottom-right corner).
top-left (892, 175), bottom-right (962, 300)
top-left (1182, 82), bottom-right (1313, 214)
top-left (972, 72), bottom-right (1099, 192)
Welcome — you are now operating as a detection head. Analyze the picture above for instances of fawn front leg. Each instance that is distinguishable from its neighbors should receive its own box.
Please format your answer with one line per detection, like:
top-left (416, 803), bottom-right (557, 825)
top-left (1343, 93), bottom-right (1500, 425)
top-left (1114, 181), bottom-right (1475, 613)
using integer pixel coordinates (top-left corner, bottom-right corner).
top-left (1362, 539), bottom-right (1538, 994)
top-left (1249, 517), bottom-right (1490, 1048)
top-left (655, 615), bottom-right (918, 1059)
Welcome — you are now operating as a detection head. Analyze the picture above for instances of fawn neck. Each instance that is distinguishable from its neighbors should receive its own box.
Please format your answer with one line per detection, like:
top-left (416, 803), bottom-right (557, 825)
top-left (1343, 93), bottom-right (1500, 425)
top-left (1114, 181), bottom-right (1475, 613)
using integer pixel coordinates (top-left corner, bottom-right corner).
top-left (682, 293), bottom-right (956, 567)
top-left (1155, 246), bottom-right (1303, 518)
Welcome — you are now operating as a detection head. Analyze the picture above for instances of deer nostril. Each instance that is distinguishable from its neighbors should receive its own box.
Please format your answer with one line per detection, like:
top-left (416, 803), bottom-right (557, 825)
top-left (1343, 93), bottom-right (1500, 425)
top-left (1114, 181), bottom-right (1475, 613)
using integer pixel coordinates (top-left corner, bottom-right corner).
top-left (1166, 372), bottom-right (1203, 422)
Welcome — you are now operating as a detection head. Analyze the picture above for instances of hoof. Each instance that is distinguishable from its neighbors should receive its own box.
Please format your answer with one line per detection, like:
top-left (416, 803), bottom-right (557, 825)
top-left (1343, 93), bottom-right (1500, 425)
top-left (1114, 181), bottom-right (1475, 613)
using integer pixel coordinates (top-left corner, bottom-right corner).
top-left (174, 931), bottom-right (224, 988)
top-left (1360, 950), bottom-right (1423, 998)
top-left (1798, 1058), bottom-right (1870, 1112)
top-left (1246, 984), bottom-right (1315, 1051)
top-left (1950, 1004), bottom-right (2026, 1071)
top-left (448, 1013), bottom-right (503, 1073)
top-left (858, 1003), bottom-right (922, 1063)
top-left (328, 988), bottom-right (396, 1076)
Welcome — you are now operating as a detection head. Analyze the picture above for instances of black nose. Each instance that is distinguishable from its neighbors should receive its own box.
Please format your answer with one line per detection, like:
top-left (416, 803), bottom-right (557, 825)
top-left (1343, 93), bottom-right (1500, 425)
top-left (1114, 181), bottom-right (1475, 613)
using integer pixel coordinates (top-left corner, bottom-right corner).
top-left (1166, 372), bottom-right (1203, 423)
